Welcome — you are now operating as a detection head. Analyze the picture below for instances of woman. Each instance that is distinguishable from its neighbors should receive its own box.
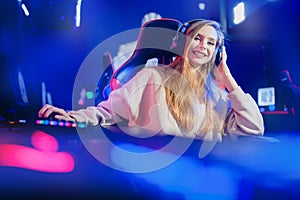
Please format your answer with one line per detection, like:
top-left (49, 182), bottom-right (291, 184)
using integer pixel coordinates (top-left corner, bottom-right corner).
top-left (38, 19), bottom-right (264, 141)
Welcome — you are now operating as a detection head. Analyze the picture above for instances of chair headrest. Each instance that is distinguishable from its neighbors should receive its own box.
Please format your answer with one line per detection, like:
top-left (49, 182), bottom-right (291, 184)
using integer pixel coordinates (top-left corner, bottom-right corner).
top-left (111, 18), bottom-right (182, 90)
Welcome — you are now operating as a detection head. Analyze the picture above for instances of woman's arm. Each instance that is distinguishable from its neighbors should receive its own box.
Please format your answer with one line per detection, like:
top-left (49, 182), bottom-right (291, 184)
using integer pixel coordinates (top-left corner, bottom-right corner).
top-left (214, 46), bottom-right (239, 93)
top-left (38, 67), bottom-right (164, 127)
top-left (214, 46), bottom-right (264, 137)
top-left (225, 86), bottom-right (265, 137)
top-left (38, 104), bottom-right (75, 121)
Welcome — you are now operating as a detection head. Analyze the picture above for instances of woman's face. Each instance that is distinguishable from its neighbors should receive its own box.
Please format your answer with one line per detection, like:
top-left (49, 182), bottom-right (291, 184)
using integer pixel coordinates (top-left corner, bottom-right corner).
top-left (187, 25), bottom-right (218, 68)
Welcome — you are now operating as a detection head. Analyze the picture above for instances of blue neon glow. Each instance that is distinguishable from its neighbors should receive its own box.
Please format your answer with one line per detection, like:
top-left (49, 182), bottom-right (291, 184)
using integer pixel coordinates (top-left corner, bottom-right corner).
top-left (111, 143), bottom-right (238, 198)
top-left (259, 107), bottom-right (265, 112)
top-left (18, 119), bottom-right (26, 124)
top-left (268, 105), bottom-right (276, 111)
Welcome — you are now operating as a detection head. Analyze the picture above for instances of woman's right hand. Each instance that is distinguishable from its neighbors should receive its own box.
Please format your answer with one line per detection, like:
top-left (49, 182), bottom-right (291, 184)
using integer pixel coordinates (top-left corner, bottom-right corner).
top-left (38, 104), bottom-right (75, 121)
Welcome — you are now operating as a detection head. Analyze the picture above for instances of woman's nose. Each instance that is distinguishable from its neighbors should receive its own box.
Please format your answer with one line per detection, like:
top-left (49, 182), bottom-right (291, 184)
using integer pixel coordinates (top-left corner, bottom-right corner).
top-left (198, 40), bottom-right (206, 49)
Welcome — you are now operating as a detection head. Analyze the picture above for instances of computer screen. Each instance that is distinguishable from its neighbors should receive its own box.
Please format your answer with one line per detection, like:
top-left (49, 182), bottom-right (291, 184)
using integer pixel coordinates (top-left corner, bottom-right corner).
top-left (258, 87), bottom-right (275, 107)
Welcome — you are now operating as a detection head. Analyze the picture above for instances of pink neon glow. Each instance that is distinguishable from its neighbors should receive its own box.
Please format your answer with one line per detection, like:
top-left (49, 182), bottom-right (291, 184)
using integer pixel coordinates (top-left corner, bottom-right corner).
top-left (31, 130), bottom-right (59, 152)
top-left (78, 99), bottom-right (84, 106)
top-left (65, 122), bottom-right (73, 127)
top-left (0, 130), bottom-right (75, 173)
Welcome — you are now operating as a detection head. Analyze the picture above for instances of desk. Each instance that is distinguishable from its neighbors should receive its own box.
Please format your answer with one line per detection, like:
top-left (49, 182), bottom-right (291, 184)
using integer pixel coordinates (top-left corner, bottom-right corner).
top-left (0, 124), bottom-right (300, 199)
top-left (261, 111), bottom-right (300, 132)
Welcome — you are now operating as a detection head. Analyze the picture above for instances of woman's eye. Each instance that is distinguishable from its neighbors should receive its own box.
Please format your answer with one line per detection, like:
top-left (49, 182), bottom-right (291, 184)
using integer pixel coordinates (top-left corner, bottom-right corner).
top-left (208, 41), bottom-right (215, 46)
top-left (194, 36), bottom-right (201, 41)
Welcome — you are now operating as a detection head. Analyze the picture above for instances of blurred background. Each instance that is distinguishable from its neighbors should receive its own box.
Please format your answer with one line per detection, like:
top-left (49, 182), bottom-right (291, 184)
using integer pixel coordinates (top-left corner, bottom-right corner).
top-left (0, 0), bottom-right (300, 131)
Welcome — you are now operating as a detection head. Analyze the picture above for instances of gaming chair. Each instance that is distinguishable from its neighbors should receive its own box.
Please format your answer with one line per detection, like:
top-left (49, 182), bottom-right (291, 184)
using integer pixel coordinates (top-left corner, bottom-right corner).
top-left (94, 51), bottom-right (114, 106)
top-left (280, 69), bottom-right (300, 117)
top-left (95, 18), bottom-right (182, 105)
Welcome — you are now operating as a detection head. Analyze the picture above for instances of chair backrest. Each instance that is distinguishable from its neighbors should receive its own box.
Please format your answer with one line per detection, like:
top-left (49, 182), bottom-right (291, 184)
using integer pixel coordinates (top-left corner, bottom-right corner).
top-left (110, 18), bottom-right (182, 90)
top-left (94, 51), bottom-right (114, 105)
top-left (95, 18), bottom-right (182, 105)
top-left (280, 69), bottom-right (300, 116)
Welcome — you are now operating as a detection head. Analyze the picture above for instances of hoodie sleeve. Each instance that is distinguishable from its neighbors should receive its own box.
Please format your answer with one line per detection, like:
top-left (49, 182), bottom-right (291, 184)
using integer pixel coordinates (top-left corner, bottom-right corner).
top-left (225, 86), bottom-right (265, 139)
top-left (68, 67), bottom-right (164, 127)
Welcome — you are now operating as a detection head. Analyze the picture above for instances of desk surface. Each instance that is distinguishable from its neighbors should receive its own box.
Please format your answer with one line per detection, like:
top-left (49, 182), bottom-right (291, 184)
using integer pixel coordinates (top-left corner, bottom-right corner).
top-left (0, 124), bottom-right (300, 199)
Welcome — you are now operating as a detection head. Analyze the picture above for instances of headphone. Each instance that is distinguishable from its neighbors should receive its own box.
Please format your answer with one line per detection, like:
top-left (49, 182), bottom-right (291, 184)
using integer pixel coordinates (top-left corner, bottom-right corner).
top-left (170, 19), bottom-right (223, 66)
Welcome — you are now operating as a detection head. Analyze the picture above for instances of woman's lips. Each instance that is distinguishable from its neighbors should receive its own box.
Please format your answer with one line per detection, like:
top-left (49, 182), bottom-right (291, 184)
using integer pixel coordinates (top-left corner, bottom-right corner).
top-left (192, 50), bottom-right (206, 58)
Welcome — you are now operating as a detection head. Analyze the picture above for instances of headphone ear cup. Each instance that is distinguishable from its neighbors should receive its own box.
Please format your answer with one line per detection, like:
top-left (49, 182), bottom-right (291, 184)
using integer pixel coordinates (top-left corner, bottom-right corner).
top-left (215, 47), bottom-right (222, 66)
top-left (215, 39), bottom-right (224, 66)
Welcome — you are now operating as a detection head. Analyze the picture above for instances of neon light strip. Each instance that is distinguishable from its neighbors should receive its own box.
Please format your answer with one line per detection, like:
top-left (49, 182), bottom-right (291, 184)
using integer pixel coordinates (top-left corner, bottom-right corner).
top-left (36, 119), bottom-right (87, 128)
top-left (21, 3), bottom-right (29, 16)
top-left (75, 0), bottom-right (82, 27)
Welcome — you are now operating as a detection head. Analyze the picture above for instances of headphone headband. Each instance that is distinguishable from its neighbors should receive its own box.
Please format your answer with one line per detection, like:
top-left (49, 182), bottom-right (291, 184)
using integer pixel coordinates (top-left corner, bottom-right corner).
top-left (171, 19), bottom-right (205, 54)
top-left (178, 19), bottom-right (206, 34)
top-left (170, 18), bottom-right (224, 57)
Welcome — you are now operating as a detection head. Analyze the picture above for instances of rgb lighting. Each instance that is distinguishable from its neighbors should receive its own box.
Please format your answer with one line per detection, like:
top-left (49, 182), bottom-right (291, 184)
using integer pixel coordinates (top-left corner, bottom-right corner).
top-left (36, 119), bottom-right (85, 128)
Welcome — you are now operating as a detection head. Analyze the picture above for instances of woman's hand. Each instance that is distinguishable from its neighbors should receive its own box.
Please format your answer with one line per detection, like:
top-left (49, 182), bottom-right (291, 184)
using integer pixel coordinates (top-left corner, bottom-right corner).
top-left (214, 46), bottom-right (239, 93)
top-left (38, 104), bottom-right (75, 121)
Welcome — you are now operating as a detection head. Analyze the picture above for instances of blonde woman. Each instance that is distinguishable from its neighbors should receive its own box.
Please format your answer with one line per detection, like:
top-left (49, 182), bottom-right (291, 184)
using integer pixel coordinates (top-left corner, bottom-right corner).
top-left (38, 19), bottom-right (264, 142)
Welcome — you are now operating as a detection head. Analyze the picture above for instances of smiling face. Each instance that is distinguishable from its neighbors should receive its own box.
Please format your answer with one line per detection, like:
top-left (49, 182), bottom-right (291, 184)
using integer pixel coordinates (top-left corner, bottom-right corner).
top-left (186, 25), bottom-right (218, 68)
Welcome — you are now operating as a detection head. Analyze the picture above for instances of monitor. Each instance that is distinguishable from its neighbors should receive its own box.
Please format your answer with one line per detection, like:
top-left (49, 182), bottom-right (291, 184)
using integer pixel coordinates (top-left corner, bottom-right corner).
top-left (258, 87), bottom-right (275, 107)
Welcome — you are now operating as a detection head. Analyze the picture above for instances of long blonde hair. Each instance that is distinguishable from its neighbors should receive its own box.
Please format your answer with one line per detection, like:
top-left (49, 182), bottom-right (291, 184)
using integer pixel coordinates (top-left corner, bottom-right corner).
top-left (164, 19), bottom-right (226, 136)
